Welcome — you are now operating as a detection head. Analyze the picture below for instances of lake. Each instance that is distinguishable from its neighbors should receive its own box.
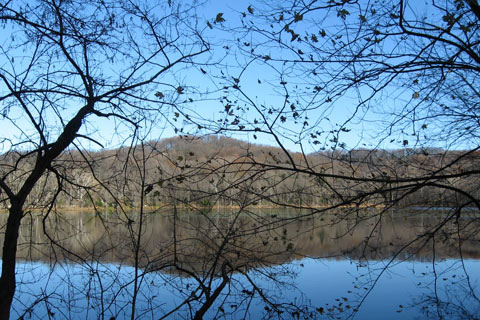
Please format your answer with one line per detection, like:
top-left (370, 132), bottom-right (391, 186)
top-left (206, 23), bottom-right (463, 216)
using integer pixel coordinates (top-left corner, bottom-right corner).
top-left (3, 208), bottom-right (480, 319)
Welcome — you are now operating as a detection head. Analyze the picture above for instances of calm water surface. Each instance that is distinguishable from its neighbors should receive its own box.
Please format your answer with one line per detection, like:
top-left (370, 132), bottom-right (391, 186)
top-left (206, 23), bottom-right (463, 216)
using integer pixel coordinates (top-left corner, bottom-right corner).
top-left (3, 209), bottom-right (480, 319)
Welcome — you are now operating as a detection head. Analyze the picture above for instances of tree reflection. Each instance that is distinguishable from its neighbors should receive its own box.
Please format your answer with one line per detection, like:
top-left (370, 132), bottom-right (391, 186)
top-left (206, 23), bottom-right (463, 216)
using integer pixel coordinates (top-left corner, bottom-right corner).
top-left (3, 207), bottom-right (480, 319)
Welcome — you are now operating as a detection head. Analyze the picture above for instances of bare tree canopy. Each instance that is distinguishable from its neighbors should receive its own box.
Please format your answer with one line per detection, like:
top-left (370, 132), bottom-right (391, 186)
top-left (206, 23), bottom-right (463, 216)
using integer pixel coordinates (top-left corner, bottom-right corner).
top-left (1, 0), bottom-right (480, 319)
top-left (0, 0), bottom-right (209, 318)
top-left (197, 0), bottom-right (480, 149)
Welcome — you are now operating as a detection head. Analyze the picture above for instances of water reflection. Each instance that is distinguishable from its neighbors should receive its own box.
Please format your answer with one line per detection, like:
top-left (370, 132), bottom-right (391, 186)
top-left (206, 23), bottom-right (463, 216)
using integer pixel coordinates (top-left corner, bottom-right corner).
top-left (2, 209), bottom-right (480, 319)
top-left (7, 209), bottom-right (480, 267)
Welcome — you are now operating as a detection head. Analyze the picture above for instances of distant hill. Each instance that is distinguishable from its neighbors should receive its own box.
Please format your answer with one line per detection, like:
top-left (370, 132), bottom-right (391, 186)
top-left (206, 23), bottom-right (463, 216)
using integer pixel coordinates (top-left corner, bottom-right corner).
top-left (1, 135), bottom-right (478, 211)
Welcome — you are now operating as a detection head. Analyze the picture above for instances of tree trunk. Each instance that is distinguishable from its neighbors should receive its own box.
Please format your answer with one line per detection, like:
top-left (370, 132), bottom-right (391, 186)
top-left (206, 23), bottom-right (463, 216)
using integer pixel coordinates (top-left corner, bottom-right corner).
top-left (193, 263), bottom-right (229, 320)
top-left (0, 105), bottom-right (91, 319)
top-left (0, 202), bottom-right (23, 320)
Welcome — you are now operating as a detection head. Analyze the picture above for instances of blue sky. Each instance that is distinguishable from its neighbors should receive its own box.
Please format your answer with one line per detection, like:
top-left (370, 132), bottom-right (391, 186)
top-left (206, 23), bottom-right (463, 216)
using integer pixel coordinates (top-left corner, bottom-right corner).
top-left (1, 0), bottom-right (476, 154)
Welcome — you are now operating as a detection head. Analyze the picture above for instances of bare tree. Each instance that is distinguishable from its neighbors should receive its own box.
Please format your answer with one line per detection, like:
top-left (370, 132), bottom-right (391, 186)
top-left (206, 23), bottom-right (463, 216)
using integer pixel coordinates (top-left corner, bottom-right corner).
top-left (0, 0), bottom-right (209, 317)
top-left (170, 0), bottom-right (480, 317)
top-left (2, 0), bottom-right (480, 318)
top-left (193, 0), bottom-right (480, 231)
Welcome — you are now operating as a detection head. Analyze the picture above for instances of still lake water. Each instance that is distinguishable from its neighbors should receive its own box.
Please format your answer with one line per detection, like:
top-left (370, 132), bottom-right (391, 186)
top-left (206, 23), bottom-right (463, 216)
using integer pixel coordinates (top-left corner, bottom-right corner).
top-left (3, 208), bottom-right (480, 319)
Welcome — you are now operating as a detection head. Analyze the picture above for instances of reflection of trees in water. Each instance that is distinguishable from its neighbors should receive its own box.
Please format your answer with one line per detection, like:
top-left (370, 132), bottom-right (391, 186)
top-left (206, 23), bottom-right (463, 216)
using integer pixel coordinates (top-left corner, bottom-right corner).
top-left (3, 209), bottom-right (480, 318)
top-left (307, 258), bottom-right (480, 320)
top-left (8, 209), bottom-right (480, 267)
top-left (412, 260), bottom-right (480, 320)
top-left (1, 0), bottom-right (480, 317)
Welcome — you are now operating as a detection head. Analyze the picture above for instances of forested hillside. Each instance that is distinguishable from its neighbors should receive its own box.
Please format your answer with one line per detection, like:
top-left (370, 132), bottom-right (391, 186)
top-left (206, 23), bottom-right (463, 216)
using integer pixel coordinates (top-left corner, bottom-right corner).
top-left (2, 135), bottom-right (476, 211)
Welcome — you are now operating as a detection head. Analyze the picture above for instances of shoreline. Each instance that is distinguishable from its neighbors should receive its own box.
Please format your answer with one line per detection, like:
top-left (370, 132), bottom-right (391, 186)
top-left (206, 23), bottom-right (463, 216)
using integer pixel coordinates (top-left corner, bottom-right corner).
top-left (0, 203), bottom-right (473, 214)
